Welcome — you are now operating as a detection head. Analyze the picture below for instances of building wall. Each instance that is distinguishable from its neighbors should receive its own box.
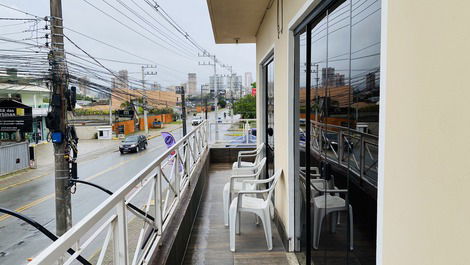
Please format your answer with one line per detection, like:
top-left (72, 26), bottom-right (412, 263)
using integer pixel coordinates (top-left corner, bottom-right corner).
top-left (255, 0), bottom-right (306, 243)
top-left (75, 125), bottom-right (99, 140)
top-left (378, 0), bottom-right (470, 264)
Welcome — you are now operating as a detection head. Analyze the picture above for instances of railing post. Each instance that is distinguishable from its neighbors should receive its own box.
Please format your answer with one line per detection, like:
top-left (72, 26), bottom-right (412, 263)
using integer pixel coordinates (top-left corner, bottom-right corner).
top-left (113, 200), bottom-right (128, 265)
top-left (187, 141), bottom-right (191, 168)
top-left (154, 167), bottom-right (163, 235)
top-left (245, 120), bottom-right (250, 144)
top-left (319, 125), bottom-right (323, 152)
top-left (360, 135), bottom-right (365, 182)
top-left (338, 130), bottom-right (344, 165)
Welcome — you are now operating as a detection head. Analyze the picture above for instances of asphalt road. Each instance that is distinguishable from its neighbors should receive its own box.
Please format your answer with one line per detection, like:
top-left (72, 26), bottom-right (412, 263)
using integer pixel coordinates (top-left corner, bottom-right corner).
top-left (0, 127), bottom-right (188, 265)
top-left (0, 112), bottom-right (234, 265)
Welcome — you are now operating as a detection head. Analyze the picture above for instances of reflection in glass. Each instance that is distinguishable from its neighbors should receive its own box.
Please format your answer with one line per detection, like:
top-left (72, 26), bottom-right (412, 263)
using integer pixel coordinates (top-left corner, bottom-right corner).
top-left (295, 0), bottom-right (381, 264)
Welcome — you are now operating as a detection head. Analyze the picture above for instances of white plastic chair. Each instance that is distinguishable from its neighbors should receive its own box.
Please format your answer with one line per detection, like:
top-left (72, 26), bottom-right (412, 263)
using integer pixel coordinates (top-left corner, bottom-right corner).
top-left (299, 175), bottom-right (354, 250)
top-left (232, 143), bottom-right (265, 174)
top-left (229, 169), bottom-right (282, 252)
top-left (223, 158), bottom-right (266, 226)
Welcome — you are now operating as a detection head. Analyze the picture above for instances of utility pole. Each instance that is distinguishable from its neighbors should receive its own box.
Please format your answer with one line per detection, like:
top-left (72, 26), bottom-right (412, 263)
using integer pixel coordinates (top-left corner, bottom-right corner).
top-left (176, 86), bottom-right (187, 136)
top-left (224, 65), bottom-right (234, 123)
top-left (141, 65), bottom-right (157, 136)
top-left (199, 53), bottom-right (218, 139)
top-left (180, 86), bottom-right (187, 136)
top-left (50, 0), bottom-right (72, 236)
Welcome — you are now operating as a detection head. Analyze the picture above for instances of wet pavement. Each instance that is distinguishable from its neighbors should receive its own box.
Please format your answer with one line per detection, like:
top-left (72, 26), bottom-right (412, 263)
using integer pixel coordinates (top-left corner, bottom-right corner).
top-left (0, 125), bottom-right (183, 265)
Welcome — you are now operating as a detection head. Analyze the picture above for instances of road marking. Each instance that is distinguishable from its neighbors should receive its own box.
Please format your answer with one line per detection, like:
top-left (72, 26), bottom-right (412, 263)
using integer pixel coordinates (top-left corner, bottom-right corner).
top-left (0, 126), bottom-right (182, 193)
top-left (0, 173), bottom-right (49, 192)
top-left (0, 142), bottom-right (168, 223)
top-left (0, 193), bottom-right (54, 223)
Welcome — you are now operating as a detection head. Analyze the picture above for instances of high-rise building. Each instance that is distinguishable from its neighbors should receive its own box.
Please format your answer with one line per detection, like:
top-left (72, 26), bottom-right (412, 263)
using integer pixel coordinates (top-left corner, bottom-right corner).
top-left (244, 72), bottom-right (253, 89)
top-left (321, 67), bottom-right (335, 87)
top-left (188, 73), bottom-right (197, 95)
top-left (115, 70), bottom-right (129, 89)
top-left (78, 76), bottom-right (89, 96)
top-left (209, 75), bottom-right (225, 95)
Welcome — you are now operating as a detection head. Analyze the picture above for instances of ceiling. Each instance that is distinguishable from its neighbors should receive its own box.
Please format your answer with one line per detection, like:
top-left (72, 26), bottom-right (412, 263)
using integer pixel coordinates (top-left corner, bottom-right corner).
top-left (206, 0), bottom-right (272, 44)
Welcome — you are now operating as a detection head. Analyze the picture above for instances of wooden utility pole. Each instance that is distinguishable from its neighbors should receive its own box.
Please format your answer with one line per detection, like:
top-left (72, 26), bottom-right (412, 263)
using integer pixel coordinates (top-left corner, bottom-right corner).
top-left (180, 86), bottom-right (187, 136)
top-left (50, 0), bottom-right (72, 236)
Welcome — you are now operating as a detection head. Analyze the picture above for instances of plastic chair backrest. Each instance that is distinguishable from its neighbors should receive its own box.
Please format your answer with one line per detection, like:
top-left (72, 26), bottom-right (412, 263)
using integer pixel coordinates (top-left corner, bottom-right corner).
top-left (254, 157), bottom-right (267, 179)
top-left (253, 143), bottom-right (265, 165)
top-left (265, 169), bottom-right (282, 203)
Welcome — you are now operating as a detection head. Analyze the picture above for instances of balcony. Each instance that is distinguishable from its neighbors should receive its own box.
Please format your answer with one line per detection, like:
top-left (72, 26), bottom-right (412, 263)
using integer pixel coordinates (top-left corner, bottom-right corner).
top-left (27, 120), bottom-right (292, 265)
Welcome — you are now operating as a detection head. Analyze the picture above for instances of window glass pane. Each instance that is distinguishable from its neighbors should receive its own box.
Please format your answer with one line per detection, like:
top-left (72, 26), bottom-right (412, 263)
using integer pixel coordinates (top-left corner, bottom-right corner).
top-left (351, 0), bottom-right (381, 136)
top-left (295, 1), bottom-right (380, 264)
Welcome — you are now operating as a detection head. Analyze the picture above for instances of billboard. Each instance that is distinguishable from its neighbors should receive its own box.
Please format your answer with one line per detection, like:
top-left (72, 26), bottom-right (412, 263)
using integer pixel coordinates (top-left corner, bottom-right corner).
top-left (0, 99), bottom-right (33, 132)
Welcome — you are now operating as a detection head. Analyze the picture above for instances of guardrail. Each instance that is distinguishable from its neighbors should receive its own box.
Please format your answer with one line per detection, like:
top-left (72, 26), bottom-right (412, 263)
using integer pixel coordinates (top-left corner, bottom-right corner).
top-left (306, 120), bottom-right (379, 187)
top-left (208, 118), bottom-right (256, 146)
top-left (30, 121), bottom-right (209, 265)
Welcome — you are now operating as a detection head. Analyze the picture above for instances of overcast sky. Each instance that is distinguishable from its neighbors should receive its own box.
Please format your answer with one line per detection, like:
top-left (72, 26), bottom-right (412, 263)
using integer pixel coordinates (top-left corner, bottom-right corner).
top-left (0, 0), bottom-right (256, 88)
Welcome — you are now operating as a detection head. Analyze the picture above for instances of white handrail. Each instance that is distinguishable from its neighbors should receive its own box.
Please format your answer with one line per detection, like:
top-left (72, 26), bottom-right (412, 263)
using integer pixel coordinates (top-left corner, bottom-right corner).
top-left (30, 121), bottom-right (209, 265)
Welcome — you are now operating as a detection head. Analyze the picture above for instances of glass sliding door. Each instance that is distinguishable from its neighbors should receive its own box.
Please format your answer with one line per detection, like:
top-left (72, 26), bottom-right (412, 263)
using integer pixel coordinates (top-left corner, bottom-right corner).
top-left (294, 0), bottom-right (380, 264)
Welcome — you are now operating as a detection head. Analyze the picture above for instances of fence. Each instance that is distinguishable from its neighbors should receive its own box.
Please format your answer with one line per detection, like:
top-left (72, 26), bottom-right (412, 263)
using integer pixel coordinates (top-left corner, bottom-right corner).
top-left (0, 141), bottom-right (30, 176)
top-left (30, 121), bottom-right (209, 265)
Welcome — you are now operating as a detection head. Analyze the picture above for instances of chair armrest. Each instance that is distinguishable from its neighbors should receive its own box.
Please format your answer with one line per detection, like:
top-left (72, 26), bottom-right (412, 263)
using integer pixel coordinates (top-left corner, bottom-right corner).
top-left (237, 153), bottom-right (258, 167)
top-left (300, 166), bottom-right (320, 175)
top-left (242, 178), bottom-right (273, 185)
top-left (238, 189), bottom-right (270, 196)
top-left (232, 166), bottom-right (257, 174)
top-left (238, 150), bottom-right (257, 156)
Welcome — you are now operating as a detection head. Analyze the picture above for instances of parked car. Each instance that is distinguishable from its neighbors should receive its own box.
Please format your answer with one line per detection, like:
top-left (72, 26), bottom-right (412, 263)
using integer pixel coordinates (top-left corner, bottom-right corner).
top-left (192, 117), bottom-right (203, 126)
top-left (119, 135), bottom-right (147, 154)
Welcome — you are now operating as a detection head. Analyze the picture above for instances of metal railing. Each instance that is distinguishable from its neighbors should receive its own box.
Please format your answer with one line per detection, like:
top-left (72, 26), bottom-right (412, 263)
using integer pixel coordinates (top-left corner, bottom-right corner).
top-left (307, 120), bottom-right (379, 187)
top-left (30, 121), bottom-right (209, 265)
top-left (209, 118), bottom-right (257, 146)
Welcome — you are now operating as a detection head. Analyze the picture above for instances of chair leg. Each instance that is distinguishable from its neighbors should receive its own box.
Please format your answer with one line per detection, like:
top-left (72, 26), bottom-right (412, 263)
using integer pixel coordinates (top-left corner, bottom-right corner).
top-left (331, 212), bottom-right (337, 234)
top-left (261, 209), bottom-right (272, 251)
top-left (313, 209), bottom-right (324, 249)
top-left (269, 200), bottom-right (275, 220)
top-left (223, 188), bottom-right (229, 227)
top-left (236, 211), bottom-right (240, 235)
top-left (229, 208), bottom-right (237, 252)
top-left (349, 205), bottom-right (354, 251)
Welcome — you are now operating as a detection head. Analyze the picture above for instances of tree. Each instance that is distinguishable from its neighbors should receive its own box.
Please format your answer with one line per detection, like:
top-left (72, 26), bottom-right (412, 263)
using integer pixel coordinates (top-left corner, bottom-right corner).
top-left (233, 95), bottom-right (256, 118)
top-left (218, 96), bottom-right (227, 108)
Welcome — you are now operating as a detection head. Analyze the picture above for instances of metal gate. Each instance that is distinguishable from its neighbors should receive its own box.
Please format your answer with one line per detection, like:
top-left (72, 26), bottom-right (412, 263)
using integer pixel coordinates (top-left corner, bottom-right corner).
top-left (0, 141), bottom-right (30, 176)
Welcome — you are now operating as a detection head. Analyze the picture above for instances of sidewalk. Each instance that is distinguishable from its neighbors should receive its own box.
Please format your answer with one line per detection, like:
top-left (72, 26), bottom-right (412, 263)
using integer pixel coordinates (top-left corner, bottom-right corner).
top-left (0, 124), bottom-right (182, 192)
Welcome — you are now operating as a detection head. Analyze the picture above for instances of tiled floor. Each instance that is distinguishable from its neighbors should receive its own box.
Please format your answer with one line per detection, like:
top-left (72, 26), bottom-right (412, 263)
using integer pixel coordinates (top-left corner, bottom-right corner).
top-left (182, 163), bottom-right (289, 265)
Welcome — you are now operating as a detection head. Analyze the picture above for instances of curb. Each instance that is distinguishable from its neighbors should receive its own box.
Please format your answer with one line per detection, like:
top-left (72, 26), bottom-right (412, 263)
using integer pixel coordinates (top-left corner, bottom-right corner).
top-left (111, 125), bottom-right (182, 141)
